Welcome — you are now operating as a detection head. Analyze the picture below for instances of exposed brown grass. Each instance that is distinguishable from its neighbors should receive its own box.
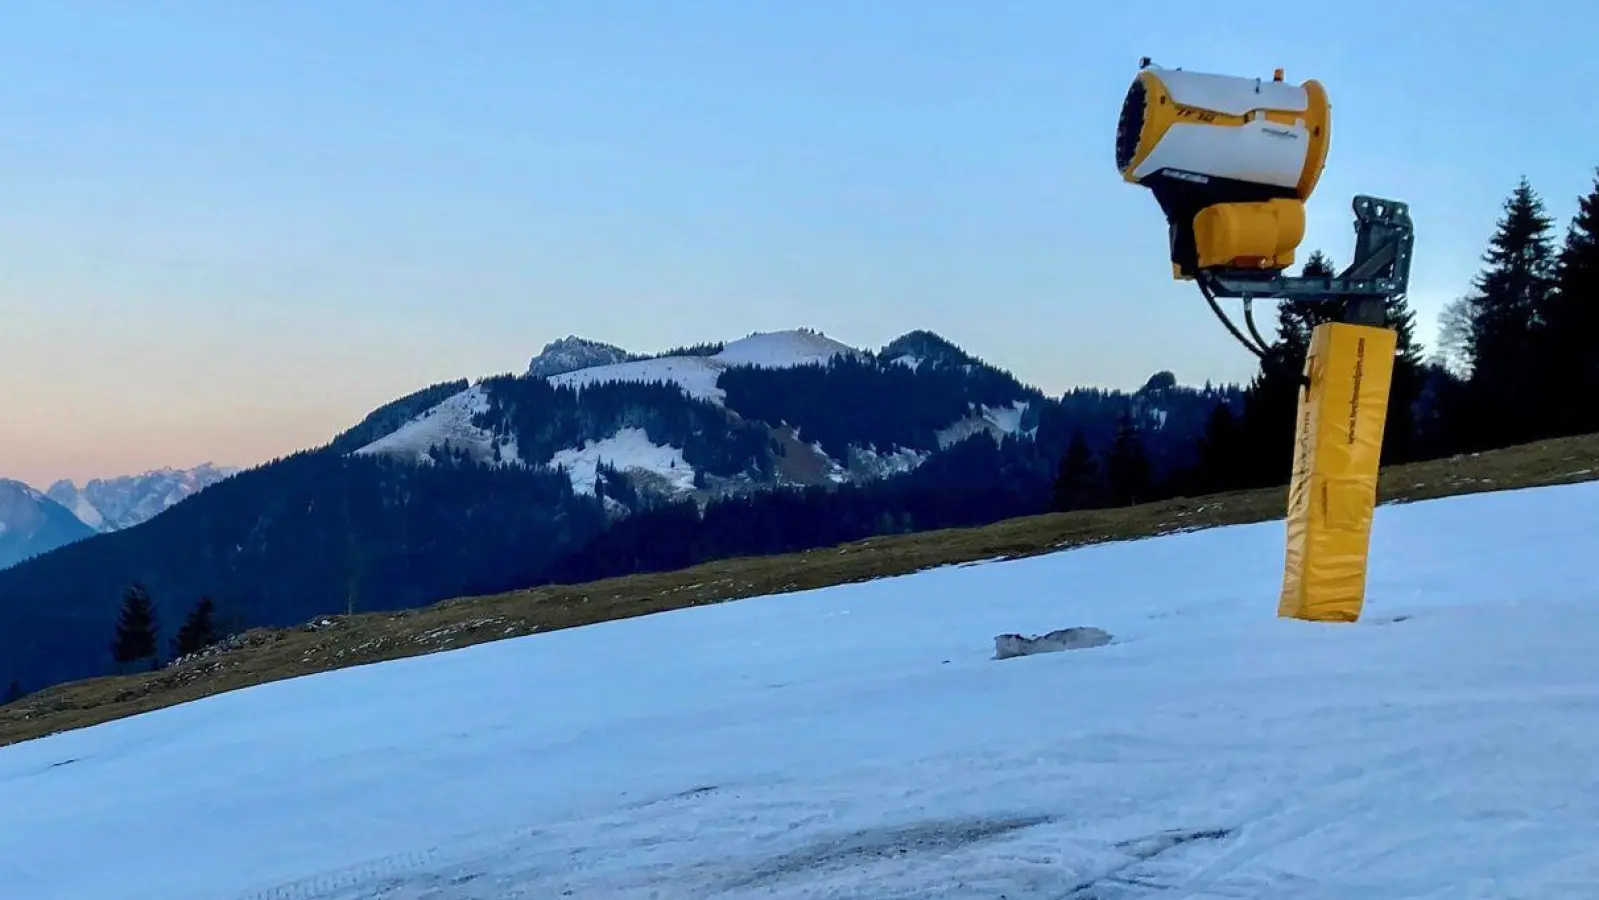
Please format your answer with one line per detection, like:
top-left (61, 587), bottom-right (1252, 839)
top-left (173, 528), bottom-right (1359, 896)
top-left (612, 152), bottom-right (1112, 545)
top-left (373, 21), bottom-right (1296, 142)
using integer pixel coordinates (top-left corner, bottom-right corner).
top-left (4, 433), bottom-right (1597, 749)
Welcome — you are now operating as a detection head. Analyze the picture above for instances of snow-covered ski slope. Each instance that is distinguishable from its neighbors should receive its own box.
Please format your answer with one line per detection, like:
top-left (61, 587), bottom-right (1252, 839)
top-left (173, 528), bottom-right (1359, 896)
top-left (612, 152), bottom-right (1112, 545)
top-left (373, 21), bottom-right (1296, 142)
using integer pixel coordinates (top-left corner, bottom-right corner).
top-left (6, 481), bottom-right (1599, 899)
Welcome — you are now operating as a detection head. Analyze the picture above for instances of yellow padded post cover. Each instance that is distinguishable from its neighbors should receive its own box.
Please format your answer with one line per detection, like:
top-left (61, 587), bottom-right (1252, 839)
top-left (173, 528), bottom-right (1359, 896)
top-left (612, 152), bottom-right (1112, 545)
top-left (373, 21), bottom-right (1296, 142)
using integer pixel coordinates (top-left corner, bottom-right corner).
top-left (1279, 321), bottom-right (1398, 622)
top-left (1192, 198), bottom-right (1306, 270)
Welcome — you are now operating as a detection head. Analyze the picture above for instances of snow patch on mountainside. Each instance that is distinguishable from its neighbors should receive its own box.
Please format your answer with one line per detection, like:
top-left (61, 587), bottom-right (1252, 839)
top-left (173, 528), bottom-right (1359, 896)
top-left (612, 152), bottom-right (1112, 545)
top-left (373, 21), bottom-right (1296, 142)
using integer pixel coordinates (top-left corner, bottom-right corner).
top-left (50, 490), bottom-right (104, 531)
top-left (936, 401), bottom-right (1032, 448)
top-left (711, 330), bottom-right (860, 369)
top-left (987, 400), bottom-right (1029, 435)
top-left (847, 445), bottom-right (929, 479)
top-left (354, 384), bottom-right (505, 465)
top-left (549, 428), bottom-right (696, 495)
top-left (546, 330), bottom-right (861, 405)
top-left (549, 355), bottom-right (728, 403)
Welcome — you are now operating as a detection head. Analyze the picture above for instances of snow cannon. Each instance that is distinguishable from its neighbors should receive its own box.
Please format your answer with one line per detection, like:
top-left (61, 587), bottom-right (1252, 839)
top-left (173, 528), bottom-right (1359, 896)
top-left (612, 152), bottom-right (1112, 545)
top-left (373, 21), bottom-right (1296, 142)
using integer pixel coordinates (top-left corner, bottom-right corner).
top-left (1116, 60), bottom-right (1329, 280)
top-left (1116, 57), bottom-right (1413, 359)
top-left (1114, 59), bottom-right (1417, 627)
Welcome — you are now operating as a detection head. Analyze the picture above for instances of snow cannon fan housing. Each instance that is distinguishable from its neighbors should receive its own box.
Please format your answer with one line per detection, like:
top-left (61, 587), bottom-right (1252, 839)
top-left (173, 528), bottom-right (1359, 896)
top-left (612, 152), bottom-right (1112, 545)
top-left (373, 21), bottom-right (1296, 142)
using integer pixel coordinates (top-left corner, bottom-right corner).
top-left (1116, 61), bottom-right (1330, 280)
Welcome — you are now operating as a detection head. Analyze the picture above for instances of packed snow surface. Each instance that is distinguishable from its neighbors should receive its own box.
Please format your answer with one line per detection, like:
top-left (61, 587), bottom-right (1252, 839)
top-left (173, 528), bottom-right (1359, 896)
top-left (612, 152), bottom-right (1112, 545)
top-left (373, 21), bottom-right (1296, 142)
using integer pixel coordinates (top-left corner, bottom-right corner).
top-left (6, 482), bottom-right (1599, 899)
top-left (549, 427), bottom-right (697, 495)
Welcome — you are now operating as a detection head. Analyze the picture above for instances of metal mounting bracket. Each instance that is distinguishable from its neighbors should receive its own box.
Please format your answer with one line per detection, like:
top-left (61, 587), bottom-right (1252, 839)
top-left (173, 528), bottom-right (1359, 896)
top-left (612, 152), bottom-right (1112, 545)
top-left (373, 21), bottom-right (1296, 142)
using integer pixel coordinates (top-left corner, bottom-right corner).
top-left (1195, 195), bottom-right (1414, 354)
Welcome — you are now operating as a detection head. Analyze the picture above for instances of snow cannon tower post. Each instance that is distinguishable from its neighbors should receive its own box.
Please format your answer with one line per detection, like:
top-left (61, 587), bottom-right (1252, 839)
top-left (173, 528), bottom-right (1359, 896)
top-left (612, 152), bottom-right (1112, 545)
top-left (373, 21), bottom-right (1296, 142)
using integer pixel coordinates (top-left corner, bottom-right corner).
top-left (1115, 60), bottom-right (1414, 622)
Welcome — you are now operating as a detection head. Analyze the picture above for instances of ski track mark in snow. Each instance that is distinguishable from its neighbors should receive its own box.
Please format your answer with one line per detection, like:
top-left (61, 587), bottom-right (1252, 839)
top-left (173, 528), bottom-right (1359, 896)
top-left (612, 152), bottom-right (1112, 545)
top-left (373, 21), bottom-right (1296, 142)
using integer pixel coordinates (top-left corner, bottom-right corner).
top-left (1057, 828), bottom-right (1236, 899)
top-left (222, 746), bottom-right (1259, 900)
top-left (714, 814), bottom-right (1056, 893)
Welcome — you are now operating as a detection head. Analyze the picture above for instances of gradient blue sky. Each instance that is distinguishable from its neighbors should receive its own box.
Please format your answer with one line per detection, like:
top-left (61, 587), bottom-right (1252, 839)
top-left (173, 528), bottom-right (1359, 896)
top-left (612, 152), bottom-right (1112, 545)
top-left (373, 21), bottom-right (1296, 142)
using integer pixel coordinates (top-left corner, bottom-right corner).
top-left (4, 1), bottom-right (1597, 486)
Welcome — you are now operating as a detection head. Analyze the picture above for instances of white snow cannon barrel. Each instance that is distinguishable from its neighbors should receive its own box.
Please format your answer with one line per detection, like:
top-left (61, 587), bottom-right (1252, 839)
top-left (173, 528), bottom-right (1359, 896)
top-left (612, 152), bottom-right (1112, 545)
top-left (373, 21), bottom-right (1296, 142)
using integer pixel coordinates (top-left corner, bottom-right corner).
top-left (1115, 60), bottom-right (1331, 279)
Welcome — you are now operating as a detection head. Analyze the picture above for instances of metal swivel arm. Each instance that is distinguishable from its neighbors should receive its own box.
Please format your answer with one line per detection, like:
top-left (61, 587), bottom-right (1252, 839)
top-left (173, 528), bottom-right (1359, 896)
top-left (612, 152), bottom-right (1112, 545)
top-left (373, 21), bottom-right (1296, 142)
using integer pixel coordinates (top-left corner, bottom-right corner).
top-left (1195, 195), bottom-right (1415, 355)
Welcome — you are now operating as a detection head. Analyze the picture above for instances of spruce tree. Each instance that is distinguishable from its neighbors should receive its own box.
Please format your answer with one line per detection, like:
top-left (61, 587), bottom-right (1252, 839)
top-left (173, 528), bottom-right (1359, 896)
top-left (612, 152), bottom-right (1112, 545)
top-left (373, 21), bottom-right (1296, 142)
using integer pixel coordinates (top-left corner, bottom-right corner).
top-left (1051, 428), bottom-right (1100, 511)
top-left (171, 596), bottom-right (220, 659)
top-left (110, 584), bottom-right (160, 669)
top-left (1463, 177), bottom-right (1559, 447)
top-left (1104, 410), bottom-right (1153, 506)
top-left (3, 680), bottom-right (22, 705)
top-left (1537, 167), bottom-right (1599, 436)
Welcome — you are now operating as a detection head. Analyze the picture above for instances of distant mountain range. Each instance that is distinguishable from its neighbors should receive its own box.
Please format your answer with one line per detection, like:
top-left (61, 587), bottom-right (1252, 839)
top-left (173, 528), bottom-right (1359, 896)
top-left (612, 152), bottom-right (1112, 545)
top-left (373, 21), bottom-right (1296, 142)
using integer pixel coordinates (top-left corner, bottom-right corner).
top-left (0, 328), bottom-right (1241, 695)
top-left (47, 463), bottom-right (238, 533)
top-left (0, 481), bottom-right (96, 570)
top-left (0, 464), bottom-right (237, 569)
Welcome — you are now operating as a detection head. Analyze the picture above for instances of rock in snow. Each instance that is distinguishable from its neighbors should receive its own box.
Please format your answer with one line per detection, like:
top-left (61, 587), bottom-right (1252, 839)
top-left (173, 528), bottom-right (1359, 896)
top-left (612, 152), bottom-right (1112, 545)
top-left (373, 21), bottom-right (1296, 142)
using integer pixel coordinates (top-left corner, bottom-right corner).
top-left (992, 626), bottom-right (1113, 660)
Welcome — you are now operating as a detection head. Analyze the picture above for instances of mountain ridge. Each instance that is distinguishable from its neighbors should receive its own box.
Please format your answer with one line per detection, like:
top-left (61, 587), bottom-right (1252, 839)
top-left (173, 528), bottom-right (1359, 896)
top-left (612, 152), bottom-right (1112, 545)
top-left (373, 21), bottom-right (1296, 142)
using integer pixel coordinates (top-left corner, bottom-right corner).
top-left (45, 463), bottom-right (239, 533)
top-left (1, 463), bottom-right (239, 569)
top-left (0, 480), bottom-right (96, 570)
top-left (352, 329), bottom-right (1055, 502)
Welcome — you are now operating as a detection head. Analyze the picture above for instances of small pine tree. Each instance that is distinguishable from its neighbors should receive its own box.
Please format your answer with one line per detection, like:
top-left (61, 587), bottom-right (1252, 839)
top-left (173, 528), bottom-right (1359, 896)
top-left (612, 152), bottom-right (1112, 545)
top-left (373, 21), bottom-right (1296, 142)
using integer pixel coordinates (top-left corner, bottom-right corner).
top-left (2, 680), bottom-right (22, 705)
top-left (1051, 428), bottom-right (1100, 511)
top-left (110, 584), bottom-right (160, 669)
top-left (171, 596), bottom-right (220, 659)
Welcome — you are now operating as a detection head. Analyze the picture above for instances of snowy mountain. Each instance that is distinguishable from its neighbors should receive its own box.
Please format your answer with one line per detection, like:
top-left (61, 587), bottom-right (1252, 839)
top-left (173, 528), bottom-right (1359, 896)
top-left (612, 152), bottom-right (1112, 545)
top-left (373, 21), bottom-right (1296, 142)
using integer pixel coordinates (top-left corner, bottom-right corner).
top-left (356, 328), bottom-right (1041, 501)
top-left (46, 463), bottom-right (238, 533)
top-left (4, 478), bottom-right (1594, 898)
top-left (0, 480), bottom-right (95, 570)
top-left (359, 330), bottom-right (885, 493)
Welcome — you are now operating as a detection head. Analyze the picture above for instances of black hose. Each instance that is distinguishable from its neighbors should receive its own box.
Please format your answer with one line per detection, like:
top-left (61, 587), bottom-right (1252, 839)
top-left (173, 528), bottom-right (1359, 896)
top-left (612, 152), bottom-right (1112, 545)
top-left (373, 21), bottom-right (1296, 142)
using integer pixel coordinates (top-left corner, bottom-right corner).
top-left (1198, 279), bottom-right (1269, 359)
top-left (1242, 298), bottom-right (1271, 353)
